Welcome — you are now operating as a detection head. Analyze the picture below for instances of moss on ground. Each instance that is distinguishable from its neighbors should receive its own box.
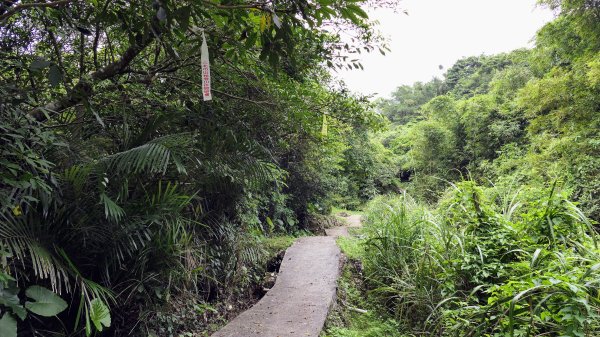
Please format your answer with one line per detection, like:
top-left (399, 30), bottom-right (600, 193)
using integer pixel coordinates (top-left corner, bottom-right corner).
top-left (262, 235), bottom-right (297, 254)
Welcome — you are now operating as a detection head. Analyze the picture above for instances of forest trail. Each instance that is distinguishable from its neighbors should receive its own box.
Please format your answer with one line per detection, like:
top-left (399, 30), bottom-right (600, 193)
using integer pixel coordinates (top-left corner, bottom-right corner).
top-left (211, 214), bottom-right (361, 337)
top-left (325, 214), bottom-right (362, 237)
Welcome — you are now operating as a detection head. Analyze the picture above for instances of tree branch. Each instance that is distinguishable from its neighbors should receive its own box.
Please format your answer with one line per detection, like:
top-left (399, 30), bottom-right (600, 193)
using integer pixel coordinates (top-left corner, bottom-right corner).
top-left (0, 0), bottom-right (74, 22)
top-left (29, 31), bottom-right (154, 121)
top-left (201, 0), bottom-right (293, 13)
top-left (163, 74), bottom-right (277, 106)
top-left (44, 20), bottom-right (70, 90)
top-left (213, 88), bottom-right (277, 106)
top-left (202, 0), bottom-right (266, 10)
top-left (91, 35), bottom-right (151, 81)
top-left (93, 0), bottom-right (112, 71)
top-left (78, 32), bottom-right (85, 77)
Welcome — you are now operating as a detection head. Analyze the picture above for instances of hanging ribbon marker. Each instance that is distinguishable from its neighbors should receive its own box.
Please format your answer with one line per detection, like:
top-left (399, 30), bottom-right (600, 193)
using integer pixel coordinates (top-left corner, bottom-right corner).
top-left (270, 6), bottom-right (282, 28)
top-left (272, 13), bottom-right (282, 28)
top-left (201, 31), bottom-right (212, 101)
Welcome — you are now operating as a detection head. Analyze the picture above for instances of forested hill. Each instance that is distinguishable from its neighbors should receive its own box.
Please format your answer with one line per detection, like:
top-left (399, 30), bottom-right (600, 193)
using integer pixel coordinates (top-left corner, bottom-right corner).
top-left (0, 1), bottom-right (393, 336)
top-left (376, 8), bottom-right (600, 221)
top-left (319, 3), bottom-right (600, 336)
top-left (319, 2), bottom-right (600, 335)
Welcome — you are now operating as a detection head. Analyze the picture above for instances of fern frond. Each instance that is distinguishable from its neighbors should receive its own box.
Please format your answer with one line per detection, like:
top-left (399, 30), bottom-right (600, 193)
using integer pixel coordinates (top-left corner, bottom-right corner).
top-left (63, 164), bottom-right (92, 194)
top-left (147, 181), bottom-right (192, 213)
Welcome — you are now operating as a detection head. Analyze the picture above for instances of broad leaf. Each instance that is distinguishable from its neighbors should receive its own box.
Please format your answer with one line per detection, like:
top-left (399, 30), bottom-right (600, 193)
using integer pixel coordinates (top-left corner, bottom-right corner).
top-left (29, 58), bottom-right (50, 70)
top-left (24, 286), bottom-right (68, 317)
top-left (0, 313), bottom-right (17, 337)
top-left (0, 284), bottom-right (26, 320)
top-left (89, 298), bottom-right (111, 332)
top-left (156, 7), bottom-right (167, 21)
top-left (48, 65), bottom-right (63, 87)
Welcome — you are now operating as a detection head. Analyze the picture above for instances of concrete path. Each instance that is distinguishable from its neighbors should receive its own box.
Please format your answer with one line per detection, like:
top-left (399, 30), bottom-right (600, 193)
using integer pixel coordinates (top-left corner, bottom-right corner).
top-left (325, 214), bottom-right (362, 238)
top-left (212, 213), bottom-right (361, 337)
top-left (211, 236), bottom-right (341, 337)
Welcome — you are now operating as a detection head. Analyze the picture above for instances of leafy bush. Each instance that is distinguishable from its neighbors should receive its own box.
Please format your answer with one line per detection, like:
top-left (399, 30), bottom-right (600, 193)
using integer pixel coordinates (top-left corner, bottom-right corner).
top-left (0, 0), bottom-right (394, 333)
top-left (360, 181), bottom-right (600, 336)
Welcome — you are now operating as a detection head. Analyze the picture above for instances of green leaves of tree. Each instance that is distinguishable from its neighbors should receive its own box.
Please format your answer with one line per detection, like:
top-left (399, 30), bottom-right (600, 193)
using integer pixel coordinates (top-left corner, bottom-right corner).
top-left (0, 284), bottom-right (26, 320)
top-left (0, 0), bottom-right (393, 335)
top-left (28, 57), bottom-right (63, 87)
top-left (340, 4), bottom-right (369, 24)
top-left (48, 65), bottom-right (62, 87)
top-left (29, 58), bottom-right (51, 70)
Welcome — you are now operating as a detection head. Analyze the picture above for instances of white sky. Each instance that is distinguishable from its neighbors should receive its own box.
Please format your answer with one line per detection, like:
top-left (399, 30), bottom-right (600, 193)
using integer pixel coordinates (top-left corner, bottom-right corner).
top-left (336, 0), bottom-right (556, 98)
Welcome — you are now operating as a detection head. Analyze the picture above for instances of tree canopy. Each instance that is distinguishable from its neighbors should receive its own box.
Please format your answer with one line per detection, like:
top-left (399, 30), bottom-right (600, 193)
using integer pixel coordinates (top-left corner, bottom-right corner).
top-left (0, 0), bottom-right (398, 335)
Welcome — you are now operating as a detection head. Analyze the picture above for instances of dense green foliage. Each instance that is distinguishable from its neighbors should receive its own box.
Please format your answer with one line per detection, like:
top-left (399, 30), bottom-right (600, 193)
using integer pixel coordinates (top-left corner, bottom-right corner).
top-left (322, 256), bottom-right (404, 337)
top-left (2, 0), bottom-right (599, 336)
top-left (333, 1), bottom-right (600, 336)
top-left (378, 0), bottom-right (600, 221)
top-left (358, 183), bottom-right (599, 336)
top-left (0, 0), bottom-right (398, 335)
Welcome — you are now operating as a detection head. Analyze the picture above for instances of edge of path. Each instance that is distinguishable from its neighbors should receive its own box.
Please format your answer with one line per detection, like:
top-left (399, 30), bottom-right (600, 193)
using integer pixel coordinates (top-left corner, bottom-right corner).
top-left (210, 212), bottom-right (362, 337)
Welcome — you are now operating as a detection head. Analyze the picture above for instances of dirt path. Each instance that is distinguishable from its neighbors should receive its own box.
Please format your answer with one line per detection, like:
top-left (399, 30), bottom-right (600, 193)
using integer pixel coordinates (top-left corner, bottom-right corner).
top-left (211, 214), bottom-right (361, 337)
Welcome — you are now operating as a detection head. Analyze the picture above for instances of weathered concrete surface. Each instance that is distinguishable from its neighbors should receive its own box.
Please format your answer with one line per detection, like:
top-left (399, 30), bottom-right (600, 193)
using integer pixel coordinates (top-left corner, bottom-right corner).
top-left (325, 214), bottom-right (362, 238)
top-left (211, 236), bottom-right (341, 337)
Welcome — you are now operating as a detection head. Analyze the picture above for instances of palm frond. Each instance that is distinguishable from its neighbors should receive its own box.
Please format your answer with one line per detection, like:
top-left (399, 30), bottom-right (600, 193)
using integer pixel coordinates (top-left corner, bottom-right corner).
top-left (98, 133), bottom-right (192, 175)
top-left (99, 193), bottom-right (126, 222)
top-left (0, 212), bottom-right (70, 293)
top-left (196, 131), bottom-right (283, 190)
top-left (62, 133), bottom-right (194, 190)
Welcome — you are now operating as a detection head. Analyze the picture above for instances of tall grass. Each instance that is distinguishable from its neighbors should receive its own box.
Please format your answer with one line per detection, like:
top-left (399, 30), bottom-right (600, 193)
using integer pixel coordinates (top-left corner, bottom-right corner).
top-left (361, 181), bottom-right (600, 336)
top-left (362, 193), bottom-right (448, 327)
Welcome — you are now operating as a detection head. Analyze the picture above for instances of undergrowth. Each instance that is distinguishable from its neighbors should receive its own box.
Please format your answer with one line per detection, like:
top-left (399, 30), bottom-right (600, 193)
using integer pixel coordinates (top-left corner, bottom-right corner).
top-left (145, 234), bottom-right (299, 337)
top-left (327, 180), bottom-right (600, 337)
top-left (322, 228), bottom-right (408, 337)
top-left (332, 207), bottom-right (364, 216)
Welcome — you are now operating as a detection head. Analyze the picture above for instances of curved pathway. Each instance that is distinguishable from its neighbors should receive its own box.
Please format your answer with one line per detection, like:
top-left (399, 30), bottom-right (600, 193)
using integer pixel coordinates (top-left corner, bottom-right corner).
top-left (325, 214), bottom-right (361, 238)
top-left (211, 214), bottom-right (361, 337)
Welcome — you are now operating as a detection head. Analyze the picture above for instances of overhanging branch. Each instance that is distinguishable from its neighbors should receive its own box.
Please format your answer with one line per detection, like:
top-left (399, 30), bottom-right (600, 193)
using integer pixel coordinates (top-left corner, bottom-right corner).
top-left (0, 0), bottom-right (74, 23)
top-left (202, 0), bottom-right (265, 10)
top-left (29, 33), bottom-right (154, 121)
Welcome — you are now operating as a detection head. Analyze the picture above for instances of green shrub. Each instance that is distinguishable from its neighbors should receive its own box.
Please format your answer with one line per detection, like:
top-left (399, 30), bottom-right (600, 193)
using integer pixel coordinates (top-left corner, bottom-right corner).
top-left (361, 181), bottom-right (600, 336)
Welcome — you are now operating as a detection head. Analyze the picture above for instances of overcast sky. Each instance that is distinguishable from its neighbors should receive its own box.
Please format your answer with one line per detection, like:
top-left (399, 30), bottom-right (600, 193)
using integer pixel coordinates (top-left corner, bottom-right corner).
top-left (336, 0), bottom-right (556, 98)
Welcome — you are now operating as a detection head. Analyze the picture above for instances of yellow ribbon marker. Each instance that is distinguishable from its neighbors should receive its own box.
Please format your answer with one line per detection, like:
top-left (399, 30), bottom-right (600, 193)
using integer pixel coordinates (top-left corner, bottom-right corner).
top-left (259, 15), bottom-right (265, 32)
top-left (12, 205), bottom-right (22, 216)
top-left (321, 114), bottom-right (328, 136)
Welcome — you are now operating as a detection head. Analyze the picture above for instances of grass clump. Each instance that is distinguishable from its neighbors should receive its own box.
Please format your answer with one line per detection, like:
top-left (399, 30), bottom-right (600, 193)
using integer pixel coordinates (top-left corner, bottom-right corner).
top-left (322, 258), bottom-right (406, 337)
top-left (336, 236), bottom-right (364, 261)
top-left (359, 181), bottom-right (600, 336)
top-left (324, 219), bottom-right (409, 337)
top-left (262, 235), bottom-right (297, 254)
